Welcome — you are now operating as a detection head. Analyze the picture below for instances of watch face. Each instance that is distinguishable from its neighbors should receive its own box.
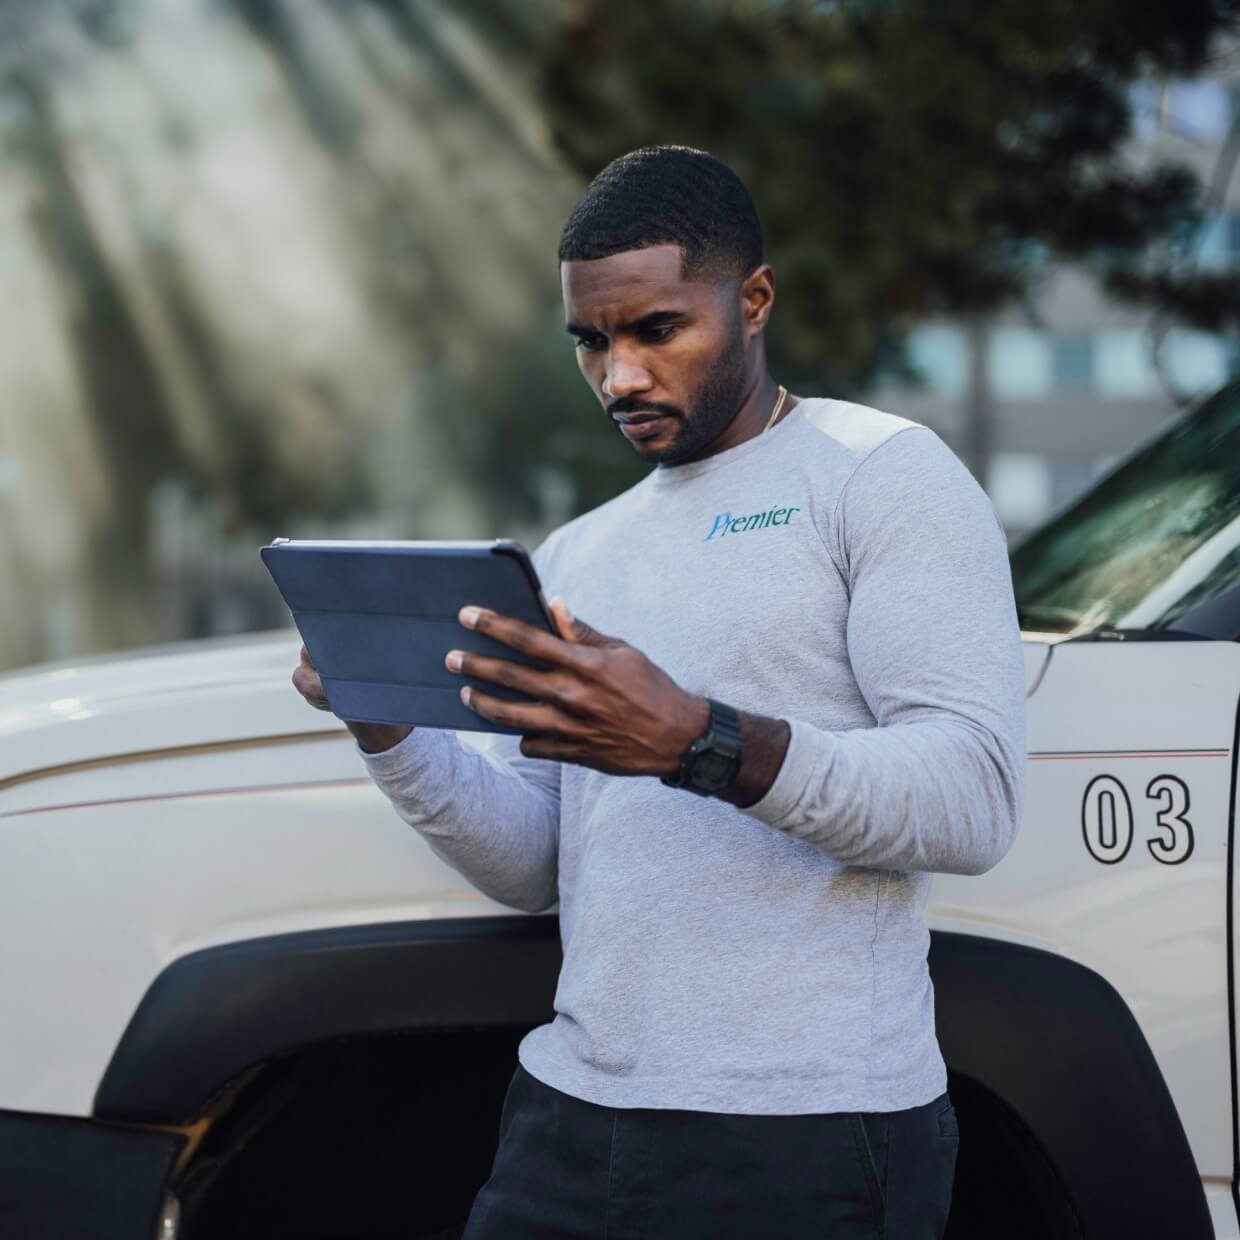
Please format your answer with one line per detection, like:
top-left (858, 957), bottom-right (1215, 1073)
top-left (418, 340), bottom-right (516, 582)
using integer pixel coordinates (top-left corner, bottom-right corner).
top-left (693, 750), bottom-right (736, 787)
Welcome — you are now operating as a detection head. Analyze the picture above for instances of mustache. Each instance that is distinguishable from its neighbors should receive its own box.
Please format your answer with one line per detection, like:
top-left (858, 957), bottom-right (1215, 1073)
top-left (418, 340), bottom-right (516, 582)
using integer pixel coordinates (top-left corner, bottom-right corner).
top-left (607, 397), bottom-right (684, 420)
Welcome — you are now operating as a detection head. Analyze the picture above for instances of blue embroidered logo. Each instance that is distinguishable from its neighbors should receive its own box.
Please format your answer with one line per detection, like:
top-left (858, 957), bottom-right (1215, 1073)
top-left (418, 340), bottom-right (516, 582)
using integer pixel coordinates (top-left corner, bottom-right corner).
top-left (704, 506), bottom-right (801, 540)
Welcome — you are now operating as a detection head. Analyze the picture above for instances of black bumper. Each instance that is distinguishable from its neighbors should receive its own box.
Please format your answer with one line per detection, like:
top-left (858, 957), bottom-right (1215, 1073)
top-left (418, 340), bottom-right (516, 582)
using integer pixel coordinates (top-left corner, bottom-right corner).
top-left (0, 1108), bottom-right (181, 1239)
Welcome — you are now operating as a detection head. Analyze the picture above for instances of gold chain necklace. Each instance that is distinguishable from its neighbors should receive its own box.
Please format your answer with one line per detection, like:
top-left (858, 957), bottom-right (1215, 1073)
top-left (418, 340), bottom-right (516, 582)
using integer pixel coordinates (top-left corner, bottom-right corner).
top-left (762, 384), bottom-right (788, 434)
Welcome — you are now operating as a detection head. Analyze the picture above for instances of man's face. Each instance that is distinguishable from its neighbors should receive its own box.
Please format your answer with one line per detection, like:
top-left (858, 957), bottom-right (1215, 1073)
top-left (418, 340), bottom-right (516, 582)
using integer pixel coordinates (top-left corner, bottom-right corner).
top-left (561, 244), bottom-right (752, 466)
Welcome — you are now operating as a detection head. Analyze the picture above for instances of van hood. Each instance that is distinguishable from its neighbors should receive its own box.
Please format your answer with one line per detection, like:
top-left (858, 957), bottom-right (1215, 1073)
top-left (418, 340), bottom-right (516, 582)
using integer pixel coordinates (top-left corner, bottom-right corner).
top-left (0, 629), bottom-right (1056, 787)
top-left (0, 630), bottom-right (343, 787)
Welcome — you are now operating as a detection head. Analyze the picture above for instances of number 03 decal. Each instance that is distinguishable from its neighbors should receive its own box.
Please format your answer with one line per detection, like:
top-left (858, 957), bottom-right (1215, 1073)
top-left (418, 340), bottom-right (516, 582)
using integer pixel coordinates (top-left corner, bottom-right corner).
top-left (1081, 774), bottom-right (1193, 866)
top-left (1145, 775), bottom-right (1194, 864)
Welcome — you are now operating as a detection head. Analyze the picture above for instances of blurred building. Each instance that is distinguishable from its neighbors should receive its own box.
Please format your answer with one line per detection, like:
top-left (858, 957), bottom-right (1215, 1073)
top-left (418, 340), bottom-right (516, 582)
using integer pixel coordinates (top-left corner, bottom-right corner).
top-left (876, 61), bottom-right (1240, 540)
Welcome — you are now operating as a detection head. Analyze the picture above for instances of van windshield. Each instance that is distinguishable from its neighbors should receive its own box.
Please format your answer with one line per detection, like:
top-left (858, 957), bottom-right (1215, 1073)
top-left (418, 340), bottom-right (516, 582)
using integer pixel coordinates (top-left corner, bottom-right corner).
top-left (1010, 382), bottom-right (1240, 635)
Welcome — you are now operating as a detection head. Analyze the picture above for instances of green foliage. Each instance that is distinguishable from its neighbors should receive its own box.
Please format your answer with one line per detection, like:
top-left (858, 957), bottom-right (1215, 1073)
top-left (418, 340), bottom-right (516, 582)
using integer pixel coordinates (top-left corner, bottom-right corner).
top-left (536, 0), bottom-right (1240, 393)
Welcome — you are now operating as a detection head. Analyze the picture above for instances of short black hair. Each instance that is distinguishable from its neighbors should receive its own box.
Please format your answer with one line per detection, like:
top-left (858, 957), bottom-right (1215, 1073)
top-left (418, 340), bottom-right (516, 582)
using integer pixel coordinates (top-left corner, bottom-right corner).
top-left (558, 145), bottom-right (764, 281)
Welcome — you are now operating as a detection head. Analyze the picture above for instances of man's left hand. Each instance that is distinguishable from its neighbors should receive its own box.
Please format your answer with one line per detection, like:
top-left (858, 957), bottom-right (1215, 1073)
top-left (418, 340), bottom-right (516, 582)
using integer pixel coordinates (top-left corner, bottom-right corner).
top-left (446, 598), bottom-right (709, 776)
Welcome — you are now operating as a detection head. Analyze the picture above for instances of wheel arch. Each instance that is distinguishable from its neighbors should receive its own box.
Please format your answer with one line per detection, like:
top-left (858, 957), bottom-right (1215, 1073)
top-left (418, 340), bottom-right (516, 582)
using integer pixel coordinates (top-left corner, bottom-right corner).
top-left (95, 918), bottom-right (1213, 1239)
top-left (94, 913), bottom-right (560, 1124)
top-left (930, 930), bottom-right (1213, 1240)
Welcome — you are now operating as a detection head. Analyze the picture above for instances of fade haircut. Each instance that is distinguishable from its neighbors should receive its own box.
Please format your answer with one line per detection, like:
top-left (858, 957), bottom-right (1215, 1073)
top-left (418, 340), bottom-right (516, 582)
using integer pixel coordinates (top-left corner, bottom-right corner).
top-left (558, 145), bottom-right (764, 282)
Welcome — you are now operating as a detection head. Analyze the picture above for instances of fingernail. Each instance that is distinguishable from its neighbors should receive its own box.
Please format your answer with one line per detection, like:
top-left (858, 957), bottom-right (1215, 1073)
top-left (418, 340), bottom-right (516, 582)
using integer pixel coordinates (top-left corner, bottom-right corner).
top-left (460, 685), bottom-right (472, 706)
top-left (552, 596), bottom-right (573, 622)
top-left (460, 607), bottom-right (480, 629)
top-left (446, 650), bottom-right (463, 672)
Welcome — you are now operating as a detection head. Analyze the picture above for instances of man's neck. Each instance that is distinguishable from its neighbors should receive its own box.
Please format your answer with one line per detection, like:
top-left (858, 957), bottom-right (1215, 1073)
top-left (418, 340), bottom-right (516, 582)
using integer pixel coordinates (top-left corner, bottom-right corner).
top-left (734, 375), bottom-right (798, 445)
top-left (658, 371), bottom-right (800, 469)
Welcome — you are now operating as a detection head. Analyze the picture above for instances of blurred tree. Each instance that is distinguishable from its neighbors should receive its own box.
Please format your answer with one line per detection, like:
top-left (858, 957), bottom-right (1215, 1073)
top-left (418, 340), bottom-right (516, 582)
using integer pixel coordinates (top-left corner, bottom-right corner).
top-left (534, 0), bottom-right (1240, 420)
top-left (0, 0), bottom-right (377, 653)
top-left (0, 0), bottom-right (619, 664)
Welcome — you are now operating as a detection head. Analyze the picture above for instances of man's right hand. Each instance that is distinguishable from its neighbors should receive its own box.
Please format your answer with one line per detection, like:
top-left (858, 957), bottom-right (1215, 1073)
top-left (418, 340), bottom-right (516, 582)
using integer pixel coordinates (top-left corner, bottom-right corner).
top-left (292, 644), bottom-right (414, 754)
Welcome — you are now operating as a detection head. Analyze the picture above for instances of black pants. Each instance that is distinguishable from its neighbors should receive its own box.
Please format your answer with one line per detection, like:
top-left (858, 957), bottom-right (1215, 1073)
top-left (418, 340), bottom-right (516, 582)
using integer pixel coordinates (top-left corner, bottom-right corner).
top-left (463, 1063), bottom-right (958, 1239)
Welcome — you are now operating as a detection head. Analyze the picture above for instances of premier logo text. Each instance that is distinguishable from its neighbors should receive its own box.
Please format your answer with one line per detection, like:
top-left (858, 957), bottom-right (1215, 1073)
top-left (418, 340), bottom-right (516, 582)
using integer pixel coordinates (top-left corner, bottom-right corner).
top-left (704, 506), bottom-right (801, 540)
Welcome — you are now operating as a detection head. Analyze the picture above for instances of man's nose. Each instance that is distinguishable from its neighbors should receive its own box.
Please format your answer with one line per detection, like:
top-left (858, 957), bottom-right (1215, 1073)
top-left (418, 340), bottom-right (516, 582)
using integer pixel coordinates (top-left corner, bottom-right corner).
top-left (602, 351), bottom-right (653, 399)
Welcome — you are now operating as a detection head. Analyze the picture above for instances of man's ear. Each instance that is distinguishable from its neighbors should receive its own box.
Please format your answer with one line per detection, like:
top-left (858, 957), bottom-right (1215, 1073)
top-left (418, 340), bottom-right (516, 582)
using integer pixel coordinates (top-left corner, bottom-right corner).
top-left (738, 264), bottom-right (775, 338)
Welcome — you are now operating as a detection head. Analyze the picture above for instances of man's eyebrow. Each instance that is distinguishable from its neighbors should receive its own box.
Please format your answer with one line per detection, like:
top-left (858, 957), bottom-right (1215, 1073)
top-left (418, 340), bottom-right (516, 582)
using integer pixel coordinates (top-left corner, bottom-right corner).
top-left (565, 310), bottom-right (687, 338)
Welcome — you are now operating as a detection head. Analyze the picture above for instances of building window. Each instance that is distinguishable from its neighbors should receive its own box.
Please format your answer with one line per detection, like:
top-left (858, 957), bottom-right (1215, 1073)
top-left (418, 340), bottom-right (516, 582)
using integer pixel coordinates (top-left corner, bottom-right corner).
top-left (1049, 458), bottom-right (1099, 510)
top-left (1095, 330), bottom-right (1158, 399)
top-left (905, 325), bottom-right (967, 400)
top-left (1164, 328), bottom-right (1228, 394)
top-left (987, 451), bottom-right (1052, 530)
top-left (1051, 335), bottom-right (1094, 394)
top-left (989, 327), bottom-right (1052, 401)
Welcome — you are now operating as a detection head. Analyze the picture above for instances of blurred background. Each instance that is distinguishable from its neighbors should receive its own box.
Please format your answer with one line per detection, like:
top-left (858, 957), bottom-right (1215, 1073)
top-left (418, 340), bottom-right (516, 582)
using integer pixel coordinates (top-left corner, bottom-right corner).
top-left (0, 0), bottom-right (1237, 673)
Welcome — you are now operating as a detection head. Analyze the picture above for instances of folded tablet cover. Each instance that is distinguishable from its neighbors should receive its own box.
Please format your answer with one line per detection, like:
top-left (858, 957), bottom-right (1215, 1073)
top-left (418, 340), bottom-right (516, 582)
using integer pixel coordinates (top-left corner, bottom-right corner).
top-left (261, 539), bottom-right (554, 734)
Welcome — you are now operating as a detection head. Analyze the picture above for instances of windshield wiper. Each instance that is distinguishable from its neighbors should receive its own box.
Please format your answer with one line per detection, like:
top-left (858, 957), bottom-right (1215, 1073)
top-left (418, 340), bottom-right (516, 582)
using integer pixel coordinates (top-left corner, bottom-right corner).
top-left (1067, 625), bottom-right (1208, 643)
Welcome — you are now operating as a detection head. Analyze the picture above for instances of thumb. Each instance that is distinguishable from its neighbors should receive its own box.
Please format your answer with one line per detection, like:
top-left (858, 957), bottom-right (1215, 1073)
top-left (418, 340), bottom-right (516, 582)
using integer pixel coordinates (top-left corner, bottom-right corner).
top-left (549, 596), bottom-right (609, 646)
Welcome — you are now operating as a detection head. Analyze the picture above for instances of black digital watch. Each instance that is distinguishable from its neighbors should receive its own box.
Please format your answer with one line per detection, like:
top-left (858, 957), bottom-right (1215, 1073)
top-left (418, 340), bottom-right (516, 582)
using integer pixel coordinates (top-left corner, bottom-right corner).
top-left (660, 698), bottom-right (744, 796)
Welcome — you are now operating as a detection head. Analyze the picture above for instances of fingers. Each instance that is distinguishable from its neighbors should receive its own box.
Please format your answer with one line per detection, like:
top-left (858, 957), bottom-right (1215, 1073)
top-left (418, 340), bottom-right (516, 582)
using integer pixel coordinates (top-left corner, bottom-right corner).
top-left (549, 597), bottom-right (577, 642)
top-left (292, 645), bottom-right (330, 711)
top-left (458, 685), bottom-right (572, 734)
top-left (446, 646), bottom-right (567, 700)
top-left (548, 596), bottom-right (607, 647)
top-left (458, 606), bottom-right (593, 671)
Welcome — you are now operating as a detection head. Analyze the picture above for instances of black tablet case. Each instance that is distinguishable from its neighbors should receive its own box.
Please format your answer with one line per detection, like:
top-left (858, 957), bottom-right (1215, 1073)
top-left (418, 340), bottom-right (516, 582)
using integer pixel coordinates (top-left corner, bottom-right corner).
top-left (261, 539), bottom-right (555, 734)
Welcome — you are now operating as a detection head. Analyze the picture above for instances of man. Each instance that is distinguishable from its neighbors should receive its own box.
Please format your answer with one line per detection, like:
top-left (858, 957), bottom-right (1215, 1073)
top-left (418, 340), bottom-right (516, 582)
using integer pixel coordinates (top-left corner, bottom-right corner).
top-left (293, 145), bottom-right (1026, 1238)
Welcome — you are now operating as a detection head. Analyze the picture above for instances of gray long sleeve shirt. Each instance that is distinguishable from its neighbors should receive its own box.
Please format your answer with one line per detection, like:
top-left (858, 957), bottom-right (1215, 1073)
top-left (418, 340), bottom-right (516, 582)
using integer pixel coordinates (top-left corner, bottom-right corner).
top-left (359, 397), bottom-right (1027, 1115)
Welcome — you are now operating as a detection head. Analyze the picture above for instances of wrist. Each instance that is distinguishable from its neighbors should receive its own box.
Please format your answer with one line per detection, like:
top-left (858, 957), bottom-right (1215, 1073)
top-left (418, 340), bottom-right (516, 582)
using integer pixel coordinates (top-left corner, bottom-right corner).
top-left (714, 711), bottom-right (791, 809)
top-left (664, 693), bottom-right (711, 777)
top-left (348, 721), bottom-right (415, 754)
top-left (662, 696), bottom-right (744, 795)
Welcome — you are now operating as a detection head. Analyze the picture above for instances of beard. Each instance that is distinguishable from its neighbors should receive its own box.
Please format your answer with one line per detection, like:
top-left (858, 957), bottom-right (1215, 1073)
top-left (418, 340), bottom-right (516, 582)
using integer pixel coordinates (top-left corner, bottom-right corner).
top-left (610, 328), bottom-right (750, 467)
top-left (659, 329), bottom-right (750, 465)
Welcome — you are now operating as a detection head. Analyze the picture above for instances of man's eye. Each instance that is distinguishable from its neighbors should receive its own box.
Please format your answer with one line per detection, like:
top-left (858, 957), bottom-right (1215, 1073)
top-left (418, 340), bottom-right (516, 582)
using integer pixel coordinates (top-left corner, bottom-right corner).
top-left (576, 335), bottom-right (605, 352)
top-left (640, 326), bottom-right (677, 344)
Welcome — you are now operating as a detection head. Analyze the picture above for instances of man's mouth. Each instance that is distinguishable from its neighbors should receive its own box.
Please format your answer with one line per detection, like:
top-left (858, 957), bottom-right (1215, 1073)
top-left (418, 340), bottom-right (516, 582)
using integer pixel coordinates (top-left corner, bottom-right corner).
top-left (615, 413), bottom-right (669, 439)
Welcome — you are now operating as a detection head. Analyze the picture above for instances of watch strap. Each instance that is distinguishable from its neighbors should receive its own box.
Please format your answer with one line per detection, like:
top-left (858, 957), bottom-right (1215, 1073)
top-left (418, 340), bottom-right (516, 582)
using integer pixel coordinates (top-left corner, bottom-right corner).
top-left (661, 698), bottom-right (744, 793)
top-left (705, 698), bottom-right (743, 751)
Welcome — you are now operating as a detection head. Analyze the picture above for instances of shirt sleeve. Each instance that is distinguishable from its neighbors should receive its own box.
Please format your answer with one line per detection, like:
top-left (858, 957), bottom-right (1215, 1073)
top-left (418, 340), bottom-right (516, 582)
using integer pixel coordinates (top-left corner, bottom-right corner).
top-left (359, 727), bottom-right (561, 913)
top-left (355, 534), bottom-right (565, 914)
top-left (740, 426), bottom-right (1027, 876)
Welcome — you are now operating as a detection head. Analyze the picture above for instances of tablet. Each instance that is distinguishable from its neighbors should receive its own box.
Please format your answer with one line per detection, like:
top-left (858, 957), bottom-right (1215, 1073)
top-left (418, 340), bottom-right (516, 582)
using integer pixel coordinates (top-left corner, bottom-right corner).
top-left (260, 538), bottom-right (556, 734)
